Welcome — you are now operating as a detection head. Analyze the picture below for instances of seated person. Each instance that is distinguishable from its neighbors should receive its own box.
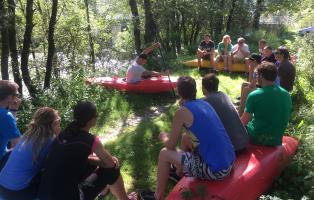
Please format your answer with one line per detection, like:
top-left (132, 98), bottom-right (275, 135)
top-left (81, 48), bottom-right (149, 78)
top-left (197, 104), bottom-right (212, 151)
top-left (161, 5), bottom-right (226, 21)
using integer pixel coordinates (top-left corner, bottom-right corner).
top-left (140, 76), bottom-right (235, 200)
top-left (238, 53), bottom-right (262, 116)
top-left (0, 107), bottom-right (60, 200)
top-left (232, 37), bottom-right (250, 63)
top-left (126, 42), bottom-right (168, 83)
top-left (241, 62), bottom-right (292, 146)
top-left (202, 73), bottom-right (249, 153)
top-left (215, 35), bottom-right (233, 71)
top-left (38, 101), bottom-right (136, 200)
top-left (259, 39), bottom-right (267, 55)
top-left (262, 46), bottom-right (277, 63)
top-left (0, 80), bottom-right (21, 171)
top-left (197, 33), bottom-right (215, 68)
top-left (275, 46), bottom-right (296, 92)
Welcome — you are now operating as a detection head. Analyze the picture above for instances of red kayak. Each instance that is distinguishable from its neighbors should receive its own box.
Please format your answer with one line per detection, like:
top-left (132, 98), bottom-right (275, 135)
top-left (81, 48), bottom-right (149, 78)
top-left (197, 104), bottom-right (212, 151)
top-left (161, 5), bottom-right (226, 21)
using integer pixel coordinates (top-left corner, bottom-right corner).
top-left (86, 76), bottom-right (177, 93)
top-left (166, 136), bottom-right (298, 200)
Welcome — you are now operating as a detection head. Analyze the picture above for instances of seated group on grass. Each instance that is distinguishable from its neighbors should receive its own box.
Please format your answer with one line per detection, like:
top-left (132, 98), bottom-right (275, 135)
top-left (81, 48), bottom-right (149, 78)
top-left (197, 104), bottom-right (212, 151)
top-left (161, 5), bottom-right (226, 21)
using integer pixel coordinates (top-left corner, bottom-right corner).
top-left (0, 44), bottom-right (295, 200)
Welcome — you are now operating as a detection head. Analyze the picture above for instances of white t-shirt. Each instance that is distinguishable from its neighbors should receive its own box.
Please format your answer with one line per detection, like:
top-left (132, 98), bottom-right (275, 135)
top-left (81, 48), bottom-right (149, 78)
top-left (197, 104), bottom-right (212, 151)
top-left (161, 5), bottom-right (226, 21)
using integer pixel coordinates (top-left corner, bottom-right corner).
top-left (126, 58), bottom-right (146, 83)
top-left (232, 44), bottom-right (250, 59)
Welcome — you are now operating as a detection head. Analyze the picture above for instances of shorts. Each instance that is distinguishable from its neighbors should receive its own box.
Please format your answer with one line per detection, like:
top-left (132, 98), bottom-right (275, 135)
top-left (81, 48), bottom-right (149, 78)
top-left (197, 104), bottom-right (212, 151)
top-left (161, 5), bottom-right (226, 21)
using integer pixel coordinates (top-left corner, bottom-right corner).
top-left (181, 148), bottom-right (232, 180)
top-left (79, 165), bottom-right (120, 200)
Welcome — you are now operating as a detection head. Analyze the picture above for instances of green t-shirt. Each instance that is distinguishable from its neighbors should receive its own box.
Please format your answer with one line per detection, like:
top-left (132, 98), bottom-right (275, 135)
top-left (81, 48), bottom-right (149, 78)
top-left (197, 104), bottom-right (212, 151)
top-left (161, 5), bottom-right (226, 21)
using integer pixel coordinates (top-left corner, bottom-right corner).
top-left (218, 42), bottom-right (233, 55)
top-left (245, 85), bottom-right (292, 146)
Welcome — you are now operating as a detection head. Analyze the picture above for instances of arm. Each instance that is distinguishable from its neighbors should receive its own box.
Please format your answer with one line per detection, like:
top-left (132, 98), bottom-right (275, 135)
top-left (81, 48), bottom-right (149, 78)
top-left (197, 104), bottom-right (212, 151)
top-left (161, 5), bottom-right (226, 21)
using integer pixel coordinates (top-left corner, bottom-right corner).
top-left (142, 42), bottom-right (160, 55)
top-left (91, 140), bottom-right (117, 168)
top-left (142, 69), bottom-right (169, 78)
top-left (241, 112), bottom-right (252, 126)
top-left (159, 108), bottom-right (186, 150)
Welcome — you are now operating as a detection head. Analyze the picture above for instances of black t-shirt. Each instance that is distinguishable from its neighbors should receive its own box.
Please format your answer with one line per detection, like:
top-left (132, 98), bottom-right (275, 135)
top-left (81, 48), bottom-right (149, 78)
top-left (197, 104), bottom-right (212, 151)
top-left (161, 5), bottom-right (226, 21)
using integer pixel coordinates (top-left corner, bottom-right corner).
top-left (278, 59), bottom-right (296, 92)
top-left (199, 40), bottom-right (215, 60)
top-left (38, 129), bottom-right (95, 200)
top-left (262, 53), bottom-right (277, 63)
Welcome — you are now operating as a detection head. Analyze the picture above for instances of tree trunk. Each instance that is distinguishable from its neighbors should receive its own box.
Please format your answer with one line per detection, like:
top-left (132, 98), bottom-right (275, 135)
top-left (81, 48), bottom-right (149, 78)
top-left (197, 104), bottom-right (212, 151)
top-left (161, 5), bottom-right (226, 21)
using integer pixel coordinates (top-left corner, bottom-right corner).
top-left (21, 0), bottom-right (37, 97)
top-left (226, 0), bottom-right (236, 33)
top-left (44, 0), bottom-right (58, 89)
top-left (129, 0), bottom-right (141, 54)
top-left (252, 0), bottom-right (263, 30)
top-left (84, 0), bottom-right (95, 71)
top-left (143, 0), bottom-right (157, 44)
top-left (7, 0), bottom-right (22, 93)
top-left (0, 0), bottom-right (10, 80)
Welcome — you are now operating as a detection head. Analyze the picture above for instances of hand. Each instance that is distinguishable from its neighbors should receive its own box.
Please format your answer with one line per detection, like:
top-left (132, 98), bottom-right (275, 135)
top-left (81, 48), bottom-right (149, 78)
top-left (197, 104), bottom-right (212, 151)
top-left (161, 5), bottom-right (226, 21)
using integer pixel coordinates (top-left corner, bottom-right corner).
top-left (9, 98), bottom-right (22, 111)
top-left (153, 42), bottom-right (161, 48)
top-left (159, 132), bottom-right (169, 143)
top-left (112, 156), bottom-right (120, 168)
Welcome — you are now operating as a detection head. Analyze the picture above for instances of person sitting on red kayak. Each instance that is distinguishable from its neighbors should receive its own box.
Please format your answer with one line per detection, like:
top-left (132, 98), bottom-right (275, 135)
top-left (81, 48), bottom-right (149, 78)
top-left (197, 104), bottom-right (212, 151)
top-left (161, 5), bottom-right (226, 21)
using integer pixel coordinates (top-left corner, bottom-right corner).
top-left (126, 42), bottom-right (169, 83)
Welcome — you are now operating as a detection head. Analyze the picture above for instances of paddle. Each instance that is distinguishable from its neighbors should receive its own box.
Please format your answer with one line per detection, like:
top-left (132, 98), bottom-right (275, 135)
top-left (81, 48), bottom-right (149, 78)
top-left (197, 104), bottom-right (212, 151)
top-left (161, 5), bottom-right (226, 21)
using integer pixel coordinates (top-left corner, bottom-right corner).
top-left (154, 37), bottom-right (176, 98)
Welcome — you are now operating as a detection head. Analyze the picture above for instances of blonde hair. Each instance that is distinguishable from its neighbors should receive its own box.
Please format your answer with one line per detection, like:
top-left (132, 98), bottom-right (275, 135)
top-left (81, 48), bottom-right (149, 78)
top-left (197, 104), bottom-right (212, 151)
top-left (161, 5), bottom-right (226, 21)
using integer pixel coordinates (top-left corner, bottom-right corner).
top-left (222, 35), bottom-right (231, 43)
top-left (22, 107), bottom-right (58, 163)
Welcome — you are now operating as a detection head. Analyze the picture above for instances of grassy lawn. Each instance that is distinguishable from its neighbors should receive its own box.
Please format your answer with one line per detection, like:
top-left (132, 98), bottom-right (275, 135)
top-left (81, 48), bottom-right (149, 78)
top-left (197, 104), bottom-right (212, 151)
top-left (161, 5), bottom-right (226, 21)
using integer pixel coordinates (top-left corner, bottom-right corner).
top-left (91, 65), bottom-right (247, 199)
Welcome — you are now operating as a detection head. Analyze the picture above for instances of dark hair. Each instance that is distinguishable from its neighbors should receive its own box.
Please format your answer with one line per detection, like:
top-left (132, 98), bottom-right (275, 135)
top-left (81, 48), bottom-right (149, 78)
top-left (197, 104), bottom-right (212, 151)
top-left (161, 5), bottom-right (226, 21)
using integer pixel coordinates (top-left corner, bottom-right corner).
top-left (259, 39), bottom-right (267, 45)
top-left (249, 53), bottom-right (262, 64)
top-left (177, 76), bottom-right (196, 100)
top-left (277, 46), bottom-right (290, 59)
top-left (138, 54), bottom-right (148, 60)
top-left (204, 34), bottom-right (211, 38)
top-left (202, 73), bottom-right (219, 92)
top-left (65, 101), bottom-right (97, 134)
top-left (256, 62), bottom-right (278, 82)
top-left (264, 46), bottom-right (272, 51)
top-left (0, 80), bottom-right (19, 101)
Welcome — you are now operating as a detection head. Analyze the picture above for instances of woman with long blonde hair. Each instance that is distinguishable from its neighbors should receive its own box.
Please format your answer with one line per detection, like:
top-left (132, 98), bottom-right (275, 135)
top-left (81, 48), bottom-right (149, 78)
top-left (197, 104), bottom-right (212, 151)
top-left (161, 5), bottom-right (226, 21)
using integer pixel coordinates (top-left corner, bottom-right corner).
top-left (0, 107), bottom-right (61, 199)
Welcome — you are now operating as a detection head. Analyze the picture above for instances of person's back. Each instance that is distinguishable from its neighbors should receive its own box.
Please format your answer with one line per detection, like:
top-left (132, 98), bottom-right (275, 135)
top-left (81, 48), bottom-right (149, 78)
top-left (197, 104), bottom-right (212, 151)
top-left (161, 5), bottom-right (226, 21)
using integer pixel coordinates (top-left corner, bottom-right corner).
top-left (38, 130), bottom-right (94, 200)
top-left (278, 59), bottom-right (296, 92)
top-left (183, 99), bottom-right (235, 172)
top-left (203, 92), bottom-right (248, 152)
top-left (246, 85), bottom-right (291, 146)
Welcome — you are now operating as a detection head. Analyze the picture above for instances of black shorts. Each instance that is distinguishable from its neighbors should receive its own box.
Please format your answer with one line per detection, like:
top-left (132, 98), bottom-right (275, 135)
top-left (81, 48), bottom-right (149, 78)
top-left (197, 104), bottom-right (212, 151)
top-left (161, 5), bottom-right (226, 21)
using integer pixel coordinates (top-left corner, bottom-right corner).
top-left (79, 165), bottom-right (120, 200)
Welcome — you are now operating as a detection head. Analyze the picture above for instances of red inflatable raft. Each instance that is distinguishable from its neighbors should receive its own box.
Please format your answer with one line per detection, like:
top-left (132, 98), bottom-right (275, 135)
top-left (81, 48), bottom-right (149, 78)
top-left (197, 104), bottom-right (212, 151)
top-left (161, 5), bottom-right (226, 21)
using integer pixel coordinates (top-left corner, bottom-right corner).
top-left (166, 136), bottom-right (298, 200)
top-left (86, 76), bottom-right (177, 93)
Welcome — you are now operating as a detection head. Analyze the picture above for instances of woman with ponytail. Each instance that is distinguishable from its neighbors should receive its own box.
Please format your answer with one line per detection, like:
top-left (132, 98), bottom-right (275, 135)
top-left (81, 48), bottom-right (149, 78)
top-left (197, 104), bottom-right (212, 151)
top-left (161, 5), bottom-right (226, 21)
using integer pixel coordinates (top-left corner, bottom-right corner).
top-left (0, 107), bottom-right (61, 199)
top-left (38, 101), bottom-right (136, 200)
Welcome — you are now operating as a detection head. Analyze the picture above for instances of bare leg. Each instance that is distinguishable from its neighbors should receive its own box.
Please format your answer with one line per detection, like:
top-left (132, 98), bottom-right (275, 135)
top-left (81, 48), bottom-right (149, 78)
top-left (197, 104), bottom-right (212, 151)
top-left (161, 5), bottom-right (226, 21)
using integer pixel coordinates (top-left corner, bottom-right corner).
top-left (223, 55), bottom-right (228, 71)
top-left (155, 148), bottom-right (183, 200)
top-left (238, 86), bottom-right (255, 116)
top-left (197, 51), bottom-right (202, 68)
top-left (109, 175), bottom-right (132, 200)
top-left (228, 55), bottom-right (232, 71)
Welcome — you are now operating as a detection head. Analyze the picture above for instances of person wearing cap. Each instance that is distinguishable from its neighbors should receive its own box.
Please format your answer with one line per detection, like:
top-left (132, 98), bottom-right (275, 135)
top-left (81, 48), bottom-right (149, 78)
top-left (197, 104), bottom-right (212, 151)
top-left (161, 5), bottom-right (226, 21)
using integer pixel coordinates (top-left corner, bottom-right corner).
top-left (215, 35), bottom-right (233, 71)
top-left (231, 37), bottom-right (250, 63)
top-left (238, 53), bottom-right (262, 116)
top-left (202, 74), bottom-right (249, 153)
top-left (0, 80), bottom-right (22, 171)
top-left (126, 42), bottom-right (169, 83)
top-left (275, 46), bottom-right (296, 92)
top-left (262, 46), bottom-right (277, 63)
top-left (241, 62), bottom-right (292, 146)
top-left (197, 34), bottom-right (215, 69)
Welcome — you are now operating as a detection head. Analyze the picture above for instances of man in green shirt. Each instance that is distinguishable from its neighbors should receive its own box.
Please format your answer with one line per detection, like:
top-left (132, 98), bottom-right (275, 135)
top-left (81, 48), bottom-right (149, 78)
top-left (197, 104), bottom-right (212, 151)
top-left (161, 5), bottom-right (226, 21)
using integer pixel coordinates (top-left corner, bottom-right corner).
top-left (241, 62), bottom-right (292, 146)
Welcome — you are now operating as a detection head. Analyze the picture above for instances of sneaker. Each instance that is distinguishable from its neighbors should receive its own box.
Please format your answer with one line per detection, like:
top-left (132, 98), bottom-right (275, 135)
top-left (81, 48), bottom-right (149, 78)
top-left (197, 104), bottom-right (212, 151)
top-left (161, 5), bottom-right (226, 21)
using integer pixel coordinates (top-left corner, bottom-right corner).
top-left (169, 166), bottom-right (181, 183)
top-left (139, 190), bottom-right (155, 200)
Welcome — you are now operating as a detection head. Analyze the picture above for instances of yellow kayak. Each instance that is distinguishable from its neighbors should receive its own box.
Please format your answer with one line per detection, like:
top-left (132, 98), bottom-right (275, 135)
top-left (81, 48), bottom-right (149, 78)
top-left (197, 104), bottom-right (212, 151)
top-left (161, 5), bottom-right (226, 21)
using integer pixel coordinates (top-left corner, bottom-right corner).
top-left (182, 59), bottom-right (248, 72)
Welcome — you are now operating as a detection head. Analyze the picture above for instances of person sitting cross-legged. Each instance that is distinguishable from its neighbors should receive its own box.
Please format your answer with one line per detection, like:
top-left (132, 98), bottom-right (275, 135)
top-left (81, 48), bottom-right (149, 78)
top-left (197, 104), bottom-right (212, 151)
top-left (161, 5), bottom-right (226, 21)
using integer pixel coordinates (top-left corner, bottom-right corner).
top-left (140, 76), bottom-right (235, 200)
top-left (202, 73), bottom-right (249, 153)
top-left (241, 62), bottom-right (292, 146)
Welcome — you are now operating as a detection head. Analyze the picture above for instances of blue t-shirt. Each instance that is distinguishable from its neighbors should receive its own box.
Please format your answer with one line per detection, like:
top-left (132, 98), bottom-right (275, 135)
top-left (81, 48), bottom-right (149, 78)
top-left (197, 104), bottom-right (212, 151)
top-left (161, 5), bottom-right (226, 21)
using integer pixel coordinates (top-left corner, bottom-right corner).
top-left (183, 100), bottom-right (235, 172)
top-left (0, 138), bottom-right (53, 190)
top-left (0, 108), bottom-right (21, 159)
